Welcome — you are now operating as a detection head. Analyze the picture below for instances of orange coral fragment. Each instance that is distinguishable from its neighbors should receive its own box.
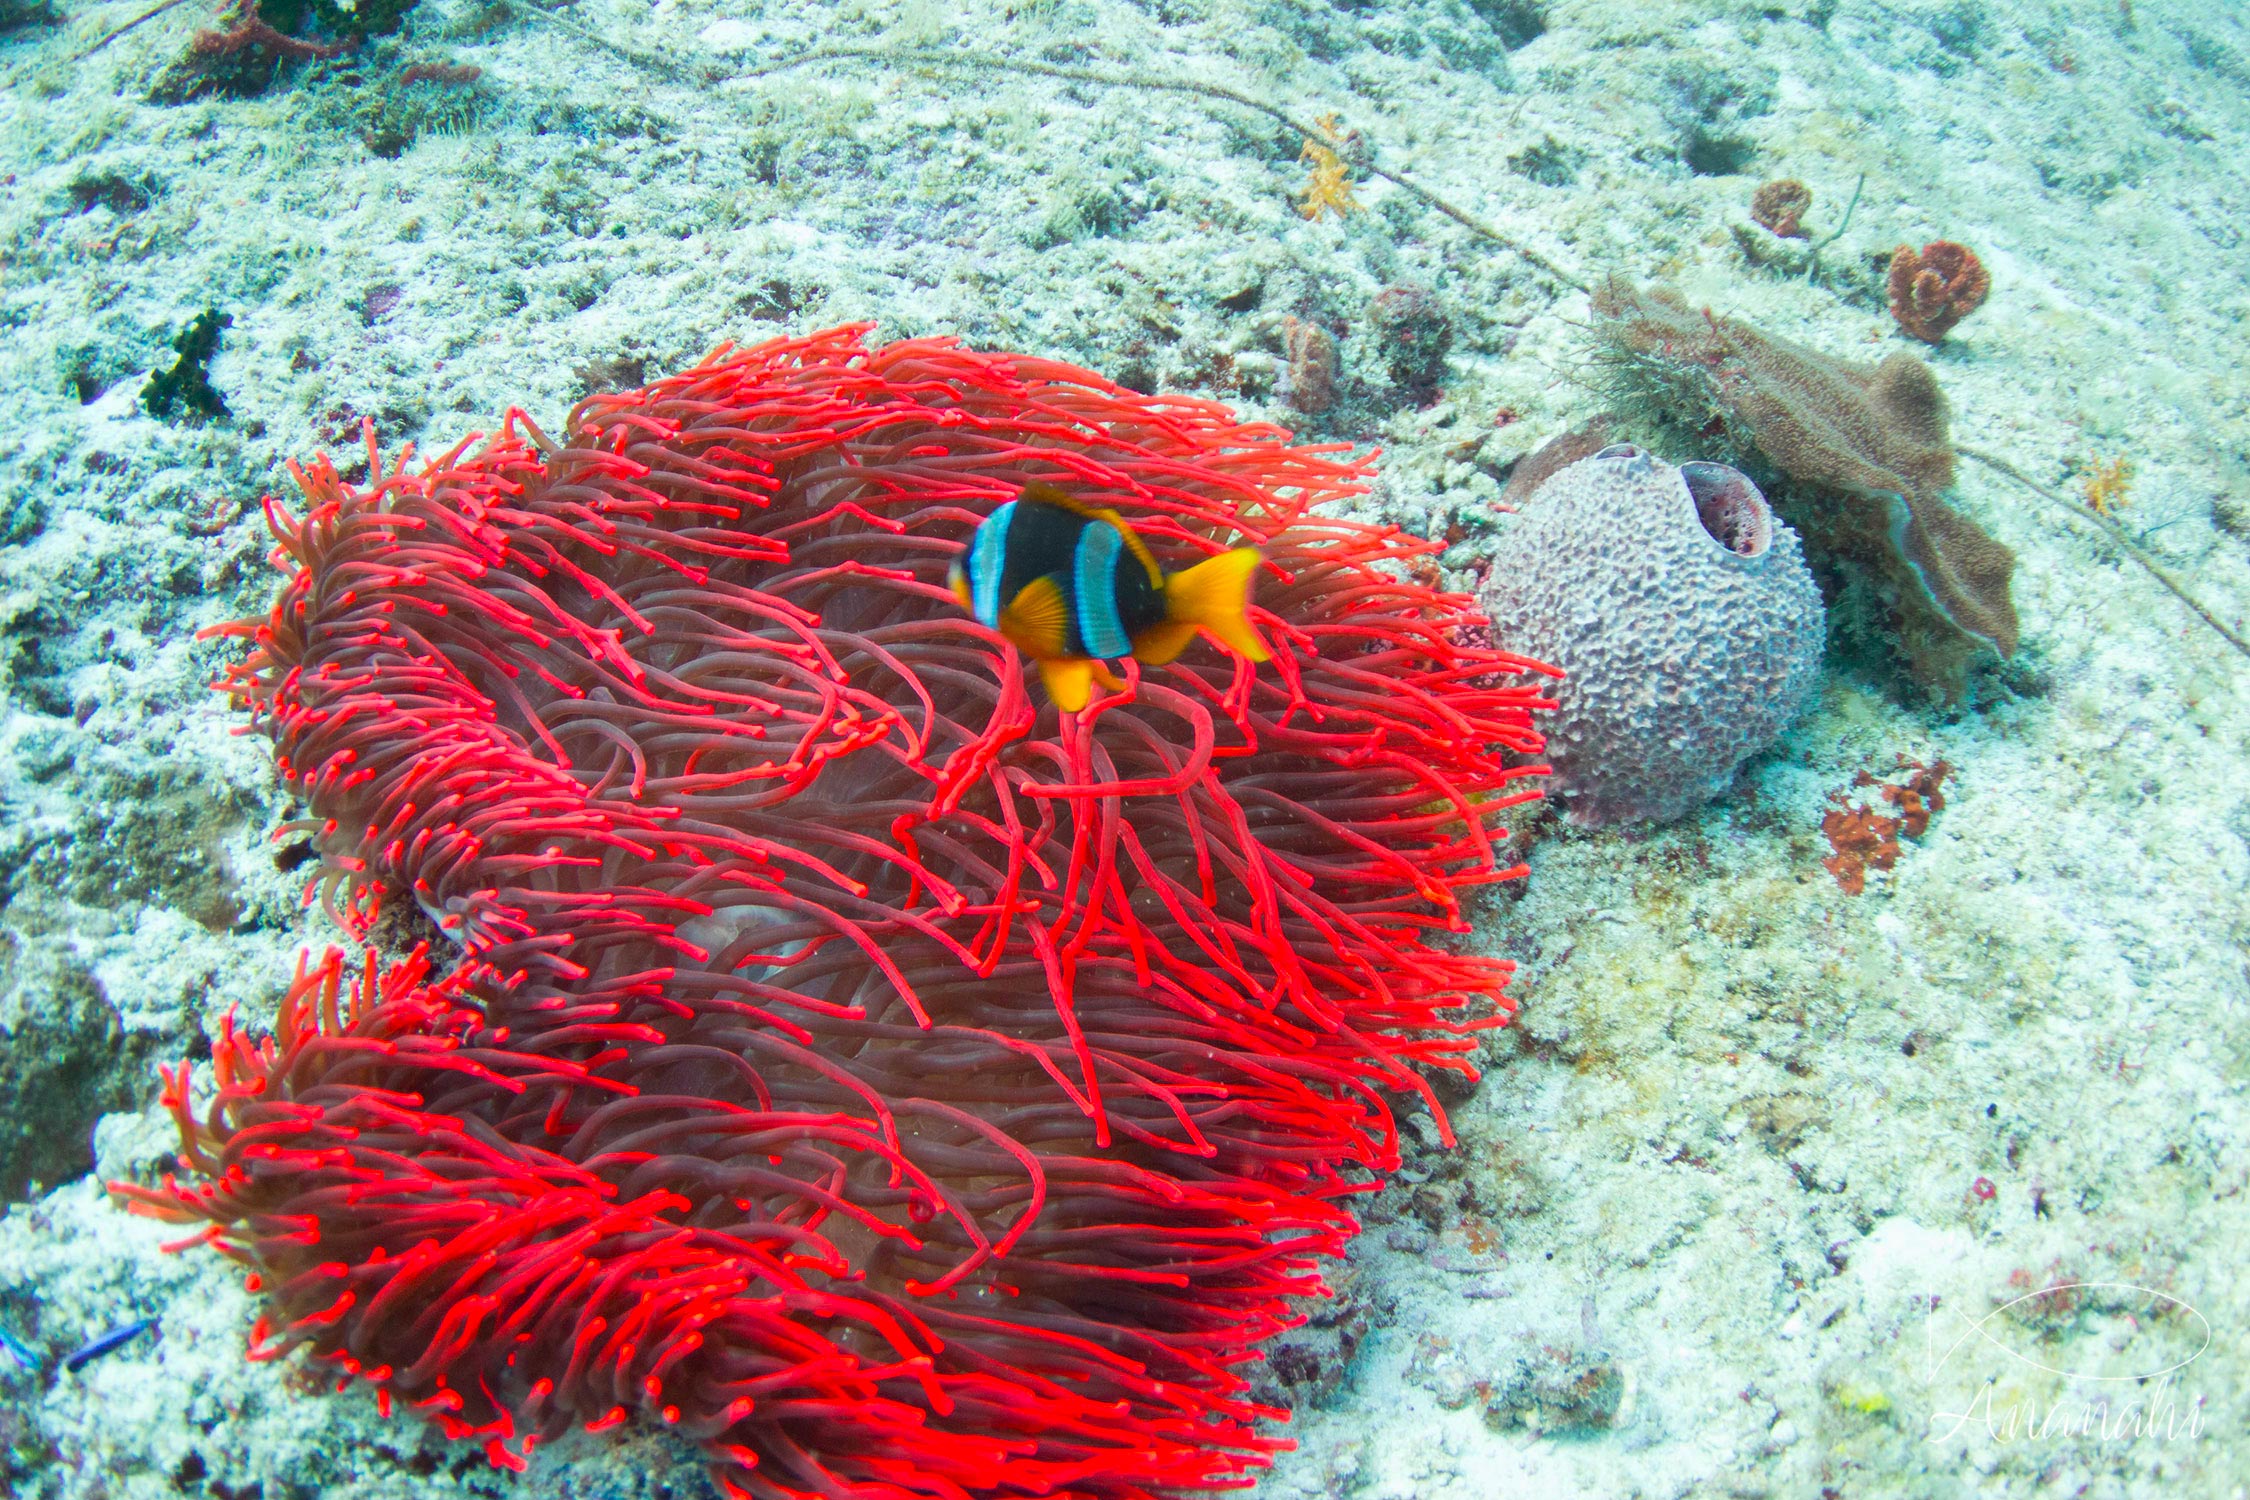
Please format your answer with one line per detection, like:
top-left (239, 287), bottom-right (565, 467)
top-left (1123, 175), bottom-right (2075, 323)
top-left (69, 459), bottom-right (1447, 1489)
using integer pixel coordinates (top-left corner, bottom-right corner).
top-left (1819, 804), bottom-right (1898, 896)
top-left (1887, 241), bottom-right (1990, 343)
top-left (2080, 456), bottom-right (2134, 516)
top-left (1878, 758), bottom-right (1951, 838)
top-left (1297, 114), bottom-right (1363, 221)
top-left (1820, 758), bottom-right (1952, 892)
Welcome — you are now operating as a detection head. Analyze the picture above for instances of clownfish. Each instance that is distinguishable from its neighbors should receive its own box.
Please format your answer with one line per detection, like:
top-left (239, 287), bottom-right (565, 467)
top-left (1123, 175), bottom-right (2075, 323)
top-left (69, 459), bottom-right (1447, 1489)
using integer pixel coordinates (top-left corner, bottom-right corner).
top-left (948, 484), bottom-right (1269, 712)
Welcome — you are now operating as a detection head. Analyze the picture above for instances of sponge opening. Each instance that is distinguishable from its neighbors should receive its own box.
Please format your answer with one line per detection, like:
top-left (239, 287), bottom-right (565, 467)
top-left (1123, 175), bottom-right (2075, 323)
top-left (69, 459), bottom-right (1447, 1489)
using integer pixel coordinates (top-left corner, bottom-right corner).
top-left (1681, 461), bottom-right (1773, 558)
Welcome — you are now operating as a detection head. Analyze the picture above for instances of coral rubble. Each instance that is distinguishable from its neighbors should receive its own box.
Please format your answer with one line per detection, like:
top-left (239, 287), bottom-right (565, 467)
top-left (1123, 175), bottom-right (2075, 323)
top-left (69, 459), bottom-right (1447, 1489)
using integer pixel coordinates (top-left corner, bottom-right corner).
top-left (1366, 282), bottom-right (1455, 401)
top-left (140, 308), bottom-right (232, 420)
top-left (1280, 314), bottom-right (1339, 414)
top-left (1819, 758), bottom-right (1952, 894)
top-left (1749, 178), bottom-right (1812, 238)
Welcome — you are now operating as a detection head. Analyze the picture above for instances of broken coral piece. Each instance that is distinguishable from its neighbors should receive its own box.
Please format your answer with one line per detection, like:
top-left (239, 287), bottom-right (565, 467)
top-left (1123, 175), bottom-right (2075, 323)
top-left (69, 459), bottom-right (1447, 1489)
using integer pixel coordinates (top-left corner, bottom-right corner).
top-left (1281, 313), bottom-right (1339, 414)
top-left (1297, 113), bottom-right (1363, 221)
top-left (1820, 802), bottom-right (1897, 895)
top-left (1887, 240), bottom-right (1990, 343)
top-left (1591, 279), bottom-right (2019, 694)
top-left (2078, 454), bottom-right (2134, 516)
top-left (1820, 758), bottom-right (1951, 893)
top-left (1750, 178), bottom-right (1813, 238)
top-left (141, 307), bottom-right (231, 419)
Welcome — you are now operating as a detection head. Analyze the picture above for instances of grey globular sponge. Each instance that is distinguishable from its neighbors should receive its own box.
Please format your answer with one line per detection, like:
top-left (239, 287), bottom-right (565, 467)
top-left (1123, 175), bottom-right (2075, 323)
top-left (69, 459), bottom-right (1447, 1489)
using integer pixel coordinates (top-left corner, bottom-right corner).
top-left (1483, 444), bottom-right (1825, 827)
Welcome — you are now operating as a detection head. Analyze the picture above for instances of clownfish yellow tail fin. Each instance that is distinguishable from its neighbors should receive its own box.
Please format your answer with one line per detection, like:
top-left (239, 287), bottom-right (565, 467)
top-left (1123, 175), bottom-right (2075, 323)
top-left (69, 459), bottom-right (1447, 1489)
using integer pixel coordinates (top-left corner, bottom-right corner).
top-left (1158, 547), bottom-right (1269, 663)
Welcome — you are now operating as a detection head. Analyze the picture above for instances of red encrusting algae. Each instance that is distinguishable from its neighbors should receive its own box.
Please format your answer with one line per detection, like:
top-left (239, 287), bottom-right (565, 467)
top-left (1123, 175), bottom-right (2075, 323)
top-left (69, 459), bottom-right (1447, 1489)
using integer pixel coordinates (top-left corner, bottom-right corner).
top-left (114, 326), bottom-right (1552, 1500)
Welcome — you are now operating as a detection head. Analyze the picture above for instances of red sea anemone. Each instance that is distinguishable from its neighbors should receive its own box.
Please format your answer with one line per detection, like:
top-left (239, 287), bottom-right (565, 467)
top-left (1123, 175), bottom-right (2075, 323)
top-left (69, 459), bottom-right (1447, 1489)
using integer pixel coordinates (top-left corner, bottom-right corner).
top-left (114, 325), bottom-right (1550, 1500)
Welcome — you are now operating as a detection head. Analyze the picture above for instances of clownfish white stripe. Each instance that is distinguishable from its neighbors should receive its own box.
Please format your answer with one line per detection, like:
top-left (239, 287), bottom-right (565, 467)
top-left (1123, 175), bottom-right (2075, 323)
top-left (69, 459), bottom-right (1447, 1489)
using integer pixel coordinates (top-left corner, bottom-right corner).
top-left (1074, 521), bottom-right (1133, 660)
top-left (969, 499), bottom-right (1015, 627)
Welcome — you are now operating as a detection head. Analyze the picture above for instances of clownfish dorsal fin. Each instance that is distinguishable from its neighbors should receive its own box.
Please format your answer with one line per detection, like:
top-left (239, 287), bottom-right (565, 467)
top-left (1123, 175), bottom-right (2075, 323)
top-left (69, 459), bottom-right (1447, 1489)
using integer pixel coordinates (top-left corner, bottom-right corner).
top-left (999, 575), bottom-right (1072, 659)
top-left (1020, 482), bottom-right (1164, 587)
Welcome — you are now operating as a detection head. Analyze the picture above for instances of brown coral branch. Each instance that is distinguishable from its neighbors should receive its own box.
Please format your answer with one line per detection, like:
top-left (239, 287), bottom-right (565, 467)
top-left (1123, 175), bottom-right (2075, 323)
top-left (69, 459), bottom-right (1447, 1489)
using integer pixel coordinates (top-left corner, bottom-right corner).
top-left (719, 42), bottom-right (1594, 292)
top-left (68, 0), bottom-right (192, 62)
top-left (1958, 445), bottom-right (2250, 663)
top-left (189, 1), bottom-right (349, 60)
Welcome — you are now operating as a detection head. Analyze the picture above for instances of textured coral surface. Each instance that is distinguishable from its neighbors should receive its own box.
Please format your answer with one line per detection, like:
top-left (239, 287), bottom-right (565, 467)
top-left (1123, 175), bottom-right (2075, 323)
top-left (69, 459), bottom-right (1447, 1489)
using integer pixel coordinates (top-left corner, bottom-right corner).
top-left (1592, 280), bottom-right (2018, 693)
top-left (112, 327), bottom-right (1549, 1500)
top-left (1482, 448), bottom-right (1823, 825)
top-left (1748, 179), bottom-right (1812, 239)
top-left (1885, 240), bottom-right (1991, 344)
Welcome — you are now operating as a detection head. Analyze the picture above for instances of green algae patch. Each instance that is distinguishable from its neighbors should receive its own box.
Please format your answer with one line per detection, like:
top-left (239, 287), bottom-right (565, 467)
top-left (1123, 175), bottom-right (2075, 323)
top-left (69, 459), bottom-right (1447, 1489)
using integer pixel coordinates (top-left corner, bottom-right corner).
top-left (141, 308), bottom-right (231, 421)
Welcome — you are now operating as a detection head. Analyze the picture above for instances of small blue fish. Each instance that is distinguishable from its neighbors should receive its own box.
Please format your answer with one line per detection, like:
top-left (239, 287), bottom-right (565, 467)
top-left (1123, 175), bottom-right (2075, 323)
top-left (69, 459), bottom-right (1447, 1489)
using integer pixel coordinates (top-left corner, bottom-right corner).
top-left (63, 1318), bottom-right (155, 1373)
top-left (0, 1324), bottom-right (38, 1371)
top-left (947, 483), bottom-right (1268, 711)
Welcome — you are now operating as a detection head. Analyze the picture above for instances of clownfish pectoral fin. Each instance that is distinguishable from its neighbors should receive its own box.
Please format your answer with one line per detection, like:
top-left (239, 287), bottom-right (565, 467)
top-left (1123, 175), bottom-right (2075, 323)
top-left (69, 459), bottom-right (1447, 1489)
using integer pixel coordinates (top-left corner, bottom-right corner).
top-left (999, 575), bottom-right (1072, 659)
top-left (1161, 547), bottom-right (1270, 663)
top-left (947, 563), bottom-right (973, 611)
top-left (1039, 657), bottom-right (1099, 712)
